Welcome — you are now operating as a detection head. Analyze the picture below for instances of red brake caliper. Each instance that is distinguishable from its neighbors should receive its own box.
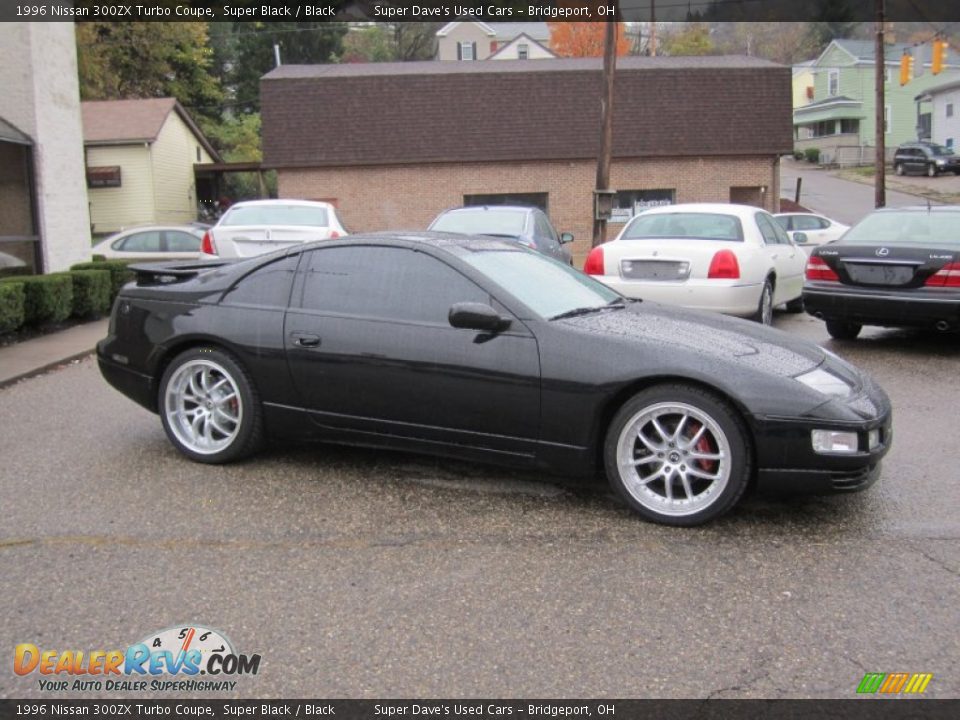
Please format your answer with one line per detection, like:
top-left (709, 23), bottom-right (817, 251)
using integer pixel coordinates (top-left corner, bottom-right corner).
top-left (688, 421), bottom-right (717, 473)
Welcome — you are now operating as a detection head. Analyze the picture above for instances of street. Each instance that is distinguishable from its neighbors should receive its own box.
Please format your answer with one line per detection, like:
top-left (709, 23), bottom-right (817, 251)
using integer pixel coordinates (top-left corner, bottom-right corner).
top-left (1, 312), bottom-right (958, 699)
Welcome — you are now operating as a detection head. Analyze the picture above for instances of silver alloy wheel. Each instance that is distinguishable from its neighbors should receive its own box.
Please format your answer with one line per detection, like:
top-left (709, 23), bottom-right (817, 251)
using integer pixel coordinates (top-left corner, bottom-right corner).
top-left (760, 283), bottom-right (773, 325)
top-left (615, 401), bottom-right (731, 517)
top-left (164, 359), bottom-right (243, 455)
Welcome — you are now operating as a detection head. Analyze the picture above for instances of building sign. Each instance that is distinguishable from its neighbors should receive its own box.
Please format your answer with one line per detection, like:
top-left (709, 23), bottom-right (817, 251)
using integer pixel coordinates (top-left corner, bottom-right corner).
top-left (610, 189), bottom-right (675, 223)
top-left (86, 166), bottom-right (121, 188)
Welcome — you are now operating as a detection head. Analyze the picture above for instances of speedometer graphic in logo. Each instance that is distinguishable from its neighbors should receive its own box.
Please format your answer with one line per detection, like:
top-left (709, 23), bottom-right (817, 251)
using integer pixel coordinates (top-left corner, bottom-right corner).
top-left (136, 625), bottom-right (234, 667)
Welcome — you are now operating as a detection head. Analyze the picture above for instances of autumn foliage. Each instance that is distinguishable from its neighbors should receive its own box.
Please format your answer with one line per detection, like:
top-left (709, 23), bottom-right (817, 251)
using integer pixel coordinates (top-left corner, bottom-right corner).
top-left (549, 22), bottom-right (632, 58)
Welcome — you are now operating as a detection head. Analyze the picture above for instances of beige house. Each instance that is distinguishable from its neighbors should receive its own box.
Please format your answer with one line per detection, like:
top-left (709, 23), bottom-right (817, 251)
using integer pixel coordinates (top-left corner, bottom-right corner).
top-left (81, 98), bottom-right (220, 235)
top-left (435, 22), bottom-right (552, 61)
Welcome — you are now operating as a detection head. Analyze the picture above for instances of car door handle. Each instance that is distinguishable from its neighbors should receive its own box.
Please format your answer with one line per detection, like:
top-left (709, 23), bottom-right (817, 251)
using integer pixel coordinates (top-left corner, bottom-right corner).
top-left (292, 333), bottom-right (321, 348)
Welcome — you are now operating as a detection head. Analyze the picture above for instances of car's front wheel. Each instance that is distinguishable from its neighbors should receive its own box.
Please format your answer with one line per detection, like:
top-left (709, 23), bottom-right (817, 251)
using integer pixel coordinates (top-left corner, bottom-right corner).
top-left (159, 347), bottom-right (264, 463)
top-left (604, 384), bottom-right (752, 526)
top-left (928, 164), bottom-right (938, 177)
top-left (825, 320), bottom-right (862, 340)
top-left (895, 163), bottom-right (905, 176)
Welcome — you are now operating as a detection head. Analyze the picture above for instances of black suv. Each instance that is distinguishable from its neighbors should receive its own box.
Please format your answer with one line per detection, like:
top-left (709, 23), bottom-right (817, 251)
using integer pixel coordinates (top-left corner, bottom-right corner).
top-left (893, 142), bottom-right (960, 177)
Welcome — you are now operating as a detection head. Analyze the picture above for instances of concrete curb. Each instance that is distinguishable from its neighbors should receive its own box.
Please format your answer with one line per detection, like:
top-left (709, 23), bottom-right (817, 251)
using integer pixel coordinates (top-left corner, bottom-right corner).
top-left (0, 347), bottom-right (97, 390)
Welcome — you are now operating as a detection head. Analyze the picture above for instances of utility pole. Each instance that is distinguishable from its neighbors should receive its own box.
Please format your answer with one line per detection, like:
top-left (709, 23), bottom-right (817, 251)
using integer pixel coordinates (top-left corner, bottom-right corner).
top-left (875, 0), bottom-right (886, 208)
top-left (649, 1), bottom-right (657, 56)
top-left (593, 20), bottom-right (618, 247)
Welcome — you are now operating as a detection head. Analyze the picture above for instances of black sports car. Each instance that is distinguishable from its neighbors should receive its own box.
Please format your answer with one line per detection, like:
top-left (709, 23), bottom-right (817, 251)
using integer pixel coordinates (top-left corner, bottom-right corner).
top-left (803, 206), bottom-right (960, 339)
top-left (98, 233), bottom-right (892, 526)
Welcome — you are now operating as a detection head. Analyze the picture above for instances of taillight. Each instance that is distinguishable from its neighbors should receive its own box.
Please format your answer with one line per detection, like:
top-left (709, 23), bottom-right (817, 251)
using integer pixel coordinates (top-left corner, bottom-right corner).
top-left (925, 261), bottom-right (960, 287)
top-left (707, 249), bottom-right (740, 279)
top-left (200, 231), bottom-right (217, 255)
top-left (583, 245), bottom-right (605, 275)
top-left (329, 230), bottom-right (340, 239)
top-left (805, 256), bottom-right (839, 282)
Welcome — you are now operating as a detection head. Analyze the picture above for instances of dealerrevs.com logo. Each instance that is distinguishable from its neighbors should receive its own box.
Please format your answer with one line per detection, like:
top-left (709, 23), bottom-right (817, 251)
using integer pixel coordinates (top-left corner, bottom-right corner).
top-left (14, 625), bottom-right (261, 692)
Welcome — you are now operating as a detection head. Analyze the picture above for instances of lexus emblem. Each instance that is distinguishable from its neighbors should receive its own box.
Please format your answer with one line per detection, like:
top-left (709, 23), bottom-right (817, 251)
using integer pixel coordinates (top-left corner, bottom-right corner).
top-left (876, 247), bottom-right (890, 257)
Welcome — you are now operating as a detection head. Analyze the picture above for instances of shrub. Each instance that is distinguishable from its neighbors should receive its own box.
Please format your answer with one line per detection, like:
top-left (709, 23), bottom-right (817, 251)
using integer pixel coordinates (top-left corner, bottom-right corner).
top-left (70, 260), bottom-right (134, 299)
top-left (793, 150), bottom-right (805, 161)
top-left (804, 147), bottom-right (821, 164)
top-left (0, 274), bottom-right (72, 325)
top-left (0, 282), bottom-right (25, 333)
top-left (68, 269), bottom-right (112, 318)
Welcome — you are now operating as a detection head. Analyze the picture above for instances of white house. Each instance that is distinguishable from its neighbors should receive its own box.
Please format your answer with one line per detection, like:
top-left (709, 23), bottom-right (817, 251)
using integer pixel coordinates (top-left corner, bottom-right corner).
top-left (435, 22), bottom-right (552, 61)
top-left (916, 79), bottom-right (960, 150)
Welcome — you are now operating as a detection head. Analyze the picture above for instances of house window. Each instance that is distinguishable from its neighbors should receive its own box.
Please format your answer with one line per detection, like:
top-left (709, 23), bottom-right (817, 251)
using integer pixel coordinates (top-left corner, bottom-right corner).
top-left (947, 138), bottom-right (955, 150)
top-left (840, 119), bottom-right (859, 134)
top-left (947, 103), bottom-right (955, 118)
top-left (827, 69), bottom-right (839, 97)
top-left (196, 146), bottom-right (201, 162)
top-left (518, 43), bottom-right (529, 60)
top-left (884, 67), bottom-right (891, 84)
top-left (459, 41), bottom-right (475, 61)
top-left (885, 105), bottom-right (891, 134)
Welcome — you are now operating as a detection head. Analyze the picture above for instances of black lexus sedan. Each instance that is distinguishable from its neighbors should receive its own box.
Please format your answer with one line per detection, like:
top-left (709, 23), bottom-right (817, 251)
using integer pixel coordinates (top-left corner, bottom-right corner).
top-left (98, 233), bottom-right (891, 526)
top-left (803, 206), bottom-right (960, 339)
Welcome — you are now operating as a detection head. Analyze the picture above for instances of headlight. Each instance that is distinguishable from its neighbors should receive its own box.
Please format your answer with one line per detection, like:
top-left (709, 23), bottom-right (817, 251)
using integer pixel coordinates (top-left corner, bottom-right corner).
top-left (795, 367), bottom-right (851, 399)
top-left (936, 159), bottom-right (947, 165)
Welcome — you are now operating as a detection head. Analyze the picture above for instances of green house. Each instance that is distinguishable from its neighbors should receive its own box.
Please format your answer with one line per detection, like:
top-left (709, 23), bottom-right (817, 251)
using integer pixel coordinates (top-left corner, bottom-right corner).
top-left (793, 39), bottom-right (960, 165)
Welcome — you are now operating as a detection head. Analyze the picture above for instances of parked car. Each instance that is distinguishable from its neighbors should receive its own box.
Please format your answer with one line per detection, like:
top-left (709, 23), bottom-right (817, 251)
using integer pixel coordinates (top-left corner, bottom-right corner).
top-left (893, 142), bottom-right (960, 177)
top-left (803, 206), bottom-right (960, 339)
top-left (90, 225), bottom-right (208, 262)
top-left (584, 203), bottom-right (806, 324)
top-left (200, 199), bottom-right (348, 259)
top-left (428, 205), bottom-right (574, 265)
top-left (774, 212), bottom-right (849, 249)
top-left (98, 232), bottom-right (891, 526)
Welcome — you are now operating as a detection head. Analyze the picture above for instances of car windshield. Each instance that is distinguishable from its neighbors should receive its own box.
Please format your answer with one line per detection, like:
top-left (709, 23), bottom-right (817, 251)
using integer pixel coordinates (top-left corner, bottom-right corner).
top-left (462, 249), bottom-right (621, 319)
top-left (838, 211), bottom-right (960, 246)
top-left (620, 212), bottom-right (744, 242)
top-left (431, 209), bottom-right (527, 237)
top-left (221, 205), bottom-right (329, 227)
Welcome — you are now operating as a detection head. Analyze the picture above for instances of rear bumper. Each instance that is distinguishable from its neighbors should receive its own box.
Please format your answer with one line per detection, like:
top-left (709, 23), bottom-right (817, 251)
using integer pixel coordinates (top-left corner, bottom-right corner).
top-left (804, 285), bottom-right (960, 329)
top-left (596, 276), bottom-right (762, 316)
top-left (97, 343), bottom-right (157, 412)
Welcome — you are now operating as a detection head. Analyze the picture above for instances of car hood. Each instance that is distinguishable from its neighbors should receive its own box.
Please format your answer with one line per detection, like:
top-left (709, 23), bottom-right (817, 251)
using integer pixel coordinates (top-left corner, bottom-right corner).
top-left (560, 301), bottom-right (826, 378)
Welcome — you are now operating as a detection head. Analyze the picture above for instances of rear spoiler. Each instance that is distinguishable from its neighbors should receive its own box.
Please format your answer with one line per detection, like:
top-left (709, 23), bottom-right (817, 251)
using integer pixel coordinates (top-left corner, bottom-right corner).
top-left (128, 260), bottom-right (234, 286)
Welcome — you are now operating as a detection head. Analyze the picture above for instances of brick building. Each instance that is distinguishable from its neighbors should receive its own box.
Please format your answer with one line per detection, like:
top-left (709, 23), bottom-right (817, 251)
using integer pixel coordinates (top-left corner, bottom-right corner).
top-left (261, 56), bottom-right (793, 265)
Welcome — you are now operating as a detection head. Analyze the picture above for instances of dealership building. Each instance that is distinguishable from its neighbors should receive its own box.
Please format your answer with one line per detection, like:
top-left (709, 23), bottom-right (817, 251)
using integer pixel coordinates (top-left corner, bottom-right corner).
top-left (261, 56), bottom-right (793, 264)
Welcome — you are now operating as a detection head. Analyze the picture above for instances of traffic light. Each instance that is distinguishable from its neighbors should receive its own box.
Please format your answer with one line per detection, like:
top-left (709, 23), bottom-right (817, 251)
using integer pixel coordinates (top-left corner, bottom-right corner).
top-left (900, 51), bottom-right (913, 85)
top-left (932, 39), bottom-right (948, 75)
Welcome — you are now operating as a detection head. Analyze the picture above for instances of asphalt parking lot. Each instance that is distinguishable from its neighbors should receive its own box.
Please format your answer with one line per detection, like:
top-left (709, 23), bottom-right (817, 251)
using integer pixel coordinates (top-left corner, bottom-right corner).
top-left (1, 311), bottom-right (958, 699)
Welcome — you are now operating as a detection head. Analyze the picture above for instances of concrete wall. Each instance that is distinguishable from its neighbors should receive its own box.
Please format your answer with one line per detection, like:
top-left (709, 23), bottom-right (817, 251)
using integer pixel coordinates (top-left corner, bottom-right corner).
top-left (0, 23), bottom-right (91, 272)
top-left (278, 155), bottom-right (780, 267)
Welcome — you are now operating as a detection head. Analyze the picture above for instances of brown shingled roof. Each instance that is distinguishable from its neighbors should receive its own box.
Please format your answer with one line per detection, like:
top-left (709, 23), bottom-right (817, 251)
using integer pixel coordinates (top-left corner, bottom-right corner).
top-left (81, 98), bottom-right (220, 160)
top-left (261, 56), bottom-right (793, 169)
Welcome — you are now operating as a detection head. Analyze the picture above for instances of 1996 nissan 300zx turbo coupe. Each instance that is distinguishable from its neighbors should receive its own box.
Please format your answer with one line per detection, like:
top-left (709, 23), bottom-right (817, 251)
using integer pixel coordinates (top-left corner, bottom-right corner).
top-left (98, 233), bottom-right (892, 526)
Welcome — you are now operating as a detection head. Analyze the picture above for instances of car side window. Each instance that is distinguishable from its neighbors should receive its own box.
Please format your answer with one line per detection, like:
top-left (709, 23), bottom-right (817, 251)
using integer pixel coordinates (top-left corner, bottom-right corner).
top-left (534, 212), bottom-right (560, 251)
top-left (164, 231), bottom-right (202, 252)
top-left (755, 213), bottom-right (781, 245)
top-left (221, 253), bottom-right (300, 308)
top-left (116, 231), bottom-right (161, 252)
top-left (298, 246), bottom-right (489, 325)
top-left (793, 216), bottom-right (823, 231)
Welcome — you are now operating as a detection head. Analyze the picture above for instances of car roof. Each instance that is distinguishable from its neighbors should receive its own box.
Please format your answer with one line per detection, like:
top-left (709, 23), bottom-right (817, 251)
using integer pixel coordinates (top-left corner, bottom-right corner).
top-left (227, 199), bottom-right (336, 210)
top-left (439, 205), bottom-right (534, 214)
top-left (298, 231), bottom-right (524, 257)
top-left (637, 203), bottom-right (764, 219)
top-left (105, 225), bottom-right (205, 238)
top-left (870, 205), bottom-right (960, 214)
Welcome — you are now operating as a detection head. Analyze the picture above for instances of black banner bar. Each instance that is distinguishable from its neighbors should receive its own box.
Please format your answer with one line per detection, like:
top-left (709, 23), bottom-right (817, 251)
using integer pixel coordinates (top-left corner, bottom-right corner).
top-left (1, 700), bottom-right (960, 720)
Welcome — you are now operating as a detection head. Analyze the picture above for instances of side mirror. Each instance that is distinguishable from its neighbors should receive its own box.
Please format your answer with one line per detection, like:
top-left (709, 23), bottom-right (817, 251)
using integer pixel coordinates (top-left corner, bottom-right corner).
top-left (449, 302), bottom-right (511, 332)
top-left (792, 232), bottom-right (809, 244)
top-left (559, 232), bottom-right (575, 244)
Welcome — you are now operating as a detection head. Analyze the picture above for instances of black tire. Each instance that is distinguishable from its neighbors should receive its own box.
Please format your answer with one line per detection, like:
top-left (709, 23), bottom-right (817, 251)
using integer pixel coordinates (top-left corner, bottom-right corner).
top-left (752, 279), bottom-right (774, 325)
top-left (603, 384), bottom-right (752, 526)
top-left (895, 163), bottom-right (905, 176)
top-left (785, 296), bottom-right (805, 313)
top-left (825, 320), bottom-right (862, 340)
top-left (927, 163), bottom-right (937, 177)
top-left (159, 347), bottom-right (264, 463)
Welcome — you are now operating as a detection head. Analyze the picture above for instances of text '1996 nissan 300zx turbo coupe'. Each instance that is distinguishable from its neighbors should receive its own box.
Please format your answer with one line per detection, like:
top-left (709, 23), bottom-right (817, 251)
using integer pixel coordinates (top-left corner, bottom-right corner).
top-left (98, 233), bottom-right (892, 526)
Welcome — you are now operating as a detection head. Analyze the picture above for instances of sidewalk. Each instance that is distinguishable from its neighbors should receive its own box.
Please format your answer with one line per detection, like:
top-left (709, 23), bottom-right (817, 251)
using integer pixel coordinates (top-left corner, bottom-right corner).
top-left (0, 318), bottom-right (108, 388)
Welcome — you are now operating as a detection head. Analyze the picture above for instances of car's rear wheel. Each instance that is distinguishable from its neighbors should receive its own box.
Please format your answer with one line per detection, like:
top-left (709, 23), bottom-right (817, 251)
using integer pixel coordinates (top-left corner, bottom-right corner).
top-left (927, 164), bottom-right (938, 177)
top-left (895, 163), bottom-right (905, 176)
top-left (604, 384), bottom-right (751, 526)
top-left (825, 320), bottom-right (862, 340)
top-left (160, 348), bottom-right (264, 463)
top-left (752, 280), bottom-right (774, 325)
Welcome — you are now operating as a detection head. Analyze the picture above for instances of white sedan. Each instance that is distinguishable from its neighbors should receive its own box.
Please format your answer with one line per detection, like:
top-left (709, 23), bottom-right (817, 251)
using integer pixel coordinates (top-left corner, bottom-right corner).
top-left (584, 203), bottom-right (806, 324)
top-left (773, 212), bottom-right (849, 248)
top-left (90, 225), bottom-right (207, 262)
top-left (201, 199), bottom-right (348, 259)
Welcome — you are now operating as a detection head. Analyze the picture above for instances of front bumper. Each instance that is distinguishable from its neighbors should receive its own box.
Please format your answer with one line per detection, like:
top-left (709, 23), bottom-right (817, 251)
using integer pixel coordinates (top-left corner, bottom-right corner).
top-left (804, 284), bottom-right (960, 330)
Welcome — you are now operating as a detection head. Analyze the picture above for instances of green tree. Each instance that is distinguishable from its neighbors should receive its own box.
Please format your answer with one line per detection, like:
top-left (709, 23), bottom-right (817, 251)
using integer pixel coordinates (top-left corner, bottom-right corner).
top-left (660, 23), bottom-right (714, 56)
top-left (76, 22), bottom-right (223, 121)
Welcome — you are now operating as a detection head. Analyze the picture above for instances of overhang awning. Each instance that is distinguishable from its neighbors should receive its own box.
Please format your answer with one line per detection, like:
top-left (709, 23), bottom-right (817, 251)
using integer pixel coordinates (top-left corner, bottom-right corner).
top-left (793, 102), bottom-right (865, 126)
top-left (0, 117), bottom-right (33, 145)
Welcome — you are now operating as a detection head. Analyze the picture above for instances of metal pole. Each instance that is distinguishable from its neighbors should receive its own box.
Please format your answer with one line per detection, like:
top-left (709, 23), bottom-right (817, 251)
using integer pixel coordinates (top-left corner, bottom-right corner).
top-left (875, 0), bottom-right (886, 208)
top-left (274, 43), bottom-right (282, 68)
top-left (592, 20), bottom-right (618, 248)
